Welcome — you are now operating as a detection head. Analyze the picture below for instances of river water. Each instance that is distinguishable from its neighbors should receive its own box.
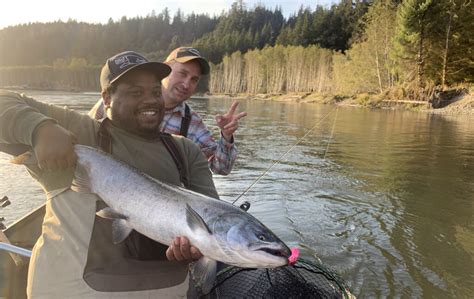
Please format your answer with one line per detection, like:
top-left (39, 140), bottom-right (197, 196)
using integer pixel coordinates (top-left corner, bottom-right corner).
top-left (1, 90), bottom-right (473, 298)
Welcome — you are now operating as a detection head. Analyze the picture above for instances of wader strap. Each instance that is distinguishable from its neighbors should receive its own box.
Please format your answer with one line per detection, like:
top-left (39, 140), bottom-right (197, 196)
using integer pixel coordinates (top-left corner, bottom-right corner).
top-left (179, 103), bottom-right (191, 137)
top-left (97, 118), bottom-right (112, 154)
top-left (160, 132), bottom-right (190, 188)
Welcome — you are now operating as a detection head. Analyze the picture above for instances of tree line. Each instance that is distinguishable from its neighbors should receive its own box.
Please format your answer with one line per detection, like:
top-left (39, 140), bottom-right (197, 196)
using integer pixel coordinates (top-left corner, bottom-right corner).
top-left (213, 0), bottom-right (472, 96)
top-left (334, 0), bottom-right (473, 96)
top-left (0, 0), bottom-right (367, 67)
top-left (0, 0), bottom-right (472, 96)
top-left (209, 45), bottom-right (333, 94)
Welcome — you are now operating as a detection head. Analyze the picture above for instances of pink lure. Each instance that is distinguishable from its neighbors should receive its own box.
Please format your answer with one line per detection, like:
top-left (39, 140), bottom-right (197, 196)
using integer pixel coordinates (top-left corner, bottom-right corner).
top-left (288, 247), bottom-right (299, 265)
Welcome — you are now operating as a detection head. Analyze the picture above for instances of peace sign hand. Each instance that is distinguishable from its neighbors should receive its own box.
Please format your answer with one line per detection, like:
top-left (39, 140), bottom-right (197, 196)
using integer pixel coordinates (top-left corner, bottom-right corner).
top-left (215, 101), bottom-right (247, 142)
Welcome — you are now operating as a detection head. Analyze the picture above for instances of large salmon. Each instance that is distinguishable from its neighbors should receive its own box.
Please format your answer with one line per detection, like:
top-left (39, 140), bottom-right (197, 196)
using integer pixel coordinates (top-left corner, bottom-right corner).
top-left (14, 144), bottom-right (291, 292)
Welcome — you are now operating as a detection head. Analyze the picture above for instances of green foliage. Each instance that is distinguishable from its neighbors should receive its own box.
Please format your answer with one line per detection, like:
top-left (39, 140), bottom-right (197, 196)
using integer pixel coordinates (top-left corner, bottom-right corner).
top-left (192, 3), bottom-right (285, 63)
top-left (392, 0), bottom-right (473, 88)
top-left (277, 1), bottom-right (370, 52)
top-left (0, 0), bottom-right (370, 67)
top-left (355, 93), bottom-right (371, 105)
top-left (0, 65), bottom-right (100, 91)
top-left (333, 0), bottom-right (398, 94)
top-left (393, 1), bottom-right (439, 85)
top-left (0, 0), bottom-right (472, 93)
top-left (428, 0), bottom-right (474, 85)
top-left (0, 10), bottom-right (218, 67)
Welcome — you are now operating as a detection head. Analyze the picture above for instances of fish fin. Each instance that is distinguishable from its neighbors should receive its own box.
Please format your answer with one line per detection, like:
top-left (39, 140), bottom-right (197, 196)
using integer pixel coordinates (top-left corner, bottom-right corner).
top-left (10, 151), bottom-right (37, 165)
top-left (96, 207), bottom-right (128, 220)
top-left (71, 163), bottom-right (92, 193)
top-left (111, 219), bottom-right (133, 244)
top-left (186, 203), bottom-right (211, 235)
top-left (190, 256), bottom-right (217, 295)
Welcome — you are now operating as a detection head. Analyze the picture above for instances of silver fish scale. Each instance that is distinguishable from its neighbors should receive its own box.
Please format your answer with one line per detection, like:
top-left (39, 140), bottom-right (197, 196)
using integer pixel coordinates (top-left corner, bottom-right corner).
top-left (73, 144), bottom-right (290, 268)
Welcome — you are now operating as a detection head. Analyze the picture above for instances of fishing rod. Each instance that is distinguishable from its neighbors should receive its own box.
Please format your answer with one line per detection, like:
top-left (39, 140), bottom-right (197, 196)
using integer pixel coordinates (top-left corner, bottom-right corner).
top-left (0, 197), bottom-right (31, 265)
top-left (232, 107), bottom-right (339, 206)
top-left (0, 242), bottom-right (32, 258)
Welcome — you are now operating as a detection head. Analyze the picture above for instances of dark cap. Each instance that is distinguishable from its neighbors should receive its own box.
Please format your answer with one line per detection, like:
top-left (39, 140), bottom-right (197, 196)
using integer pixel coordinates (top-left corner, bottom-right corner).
top-left (100, 51), bottom-right (171, 90)
top-left (165, 47), bottom-right (210, 75)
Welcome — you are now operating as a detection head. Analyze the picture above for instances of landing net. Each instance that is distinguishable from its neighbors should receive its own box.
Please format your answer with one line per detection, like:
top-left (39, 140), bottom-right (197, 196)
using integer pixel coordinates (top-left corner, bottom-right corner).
top-left (202, 258), bottom-right (351, 299)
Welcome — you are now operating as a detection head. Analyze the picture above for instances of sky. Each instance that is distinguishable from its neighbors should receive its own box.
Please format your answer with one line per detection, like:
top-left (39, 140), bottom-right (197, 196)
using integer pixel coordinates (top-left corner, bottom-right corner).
top-left (0, 0), bottom-right (338, 30)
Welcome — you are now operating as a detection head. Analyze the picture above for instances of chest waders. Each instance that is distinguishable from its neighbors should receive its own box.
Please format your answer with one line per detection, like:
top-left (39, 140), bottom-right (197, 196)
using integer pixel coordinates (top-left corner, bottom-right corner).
top-left (179, 103), bottom-right (192, 138)
top-left (83, 119), bottom-right (191, 292)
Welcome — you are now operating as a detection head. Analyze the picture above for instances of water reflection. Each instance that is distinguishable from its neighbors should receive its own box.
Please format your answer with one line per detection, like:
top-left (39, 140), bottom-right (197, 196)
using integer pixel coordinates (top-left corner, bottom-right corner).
top-left (207, 99), bottom-right (473, 297)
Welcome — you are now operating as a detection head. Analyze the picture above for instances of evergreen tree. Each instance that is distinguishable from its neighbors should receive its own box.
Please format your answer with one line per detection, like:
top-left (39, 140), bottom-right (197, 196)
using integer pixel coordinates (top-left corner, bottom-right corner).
top-left (392, 0), bottom-right (434, 90)
top-left (1, 0), bottom-right (471, 93)
top-left (276, 0), bottom-right (369, 52)
top-left (192, 0), bottom-right (284, 63)
top-left (425, 0), bottom-right (474, 86)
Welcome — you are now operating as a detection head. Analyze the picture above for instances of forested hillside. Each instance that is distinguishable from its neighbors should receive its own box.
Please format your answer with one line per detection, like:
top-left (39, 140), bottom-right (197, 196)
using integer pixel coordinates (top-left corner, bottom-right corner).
top-left (211, 0), bottom-right (473, 98)
top-left (0, 0), bottom-right (366, 67)
top-left (0, 0), bottom-right (472, 97)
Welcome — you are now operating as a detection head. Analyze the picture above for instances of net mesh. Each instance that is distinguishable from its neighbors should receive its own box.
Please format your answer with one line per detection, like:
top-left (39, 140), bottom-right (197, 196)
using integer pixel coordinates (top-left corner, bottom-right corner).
top-left (203, 259), bottom-right (350, 299)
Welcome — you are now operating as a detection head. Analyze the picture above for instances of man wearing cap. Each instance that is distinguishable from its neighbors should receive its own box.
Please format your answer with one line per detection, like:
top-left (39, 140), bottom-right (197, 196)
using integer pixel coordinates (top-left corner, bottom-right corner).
top-left (0, 51), bottom-right (217, 297)
top-left (90, 47), bottom-right (247, 175)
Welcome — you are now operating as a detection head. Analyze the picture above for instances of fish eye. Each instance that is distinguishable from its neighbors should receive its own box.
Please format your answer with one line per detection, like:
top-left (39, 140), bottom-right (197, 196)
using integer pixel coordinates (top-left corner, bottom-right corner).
top-left (258, 235), bottom-right (266, 241)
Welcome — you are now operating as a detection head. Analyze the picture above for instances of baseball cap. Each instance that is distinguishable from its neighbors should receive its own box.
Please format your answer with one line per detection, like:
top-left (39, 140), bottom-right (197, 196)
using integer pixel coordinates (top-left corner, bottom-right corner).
top-left (100, 51), bottom-right (171, 90)
top-left (165, 47), bottom-right (210, 75)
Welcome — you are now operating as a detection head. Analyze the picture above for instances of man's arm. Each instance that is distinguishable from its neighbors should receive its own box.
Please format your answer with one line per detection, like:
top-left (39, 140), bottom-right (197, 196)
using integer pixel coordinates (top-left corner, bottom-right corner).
top-left (0, 91), bottom-right (56, 146)
top-left (0, 91), bottom-right (97, 170)
top-left (198, 100), bottom-right (246, 175)
top-left (210, 133), bottom-right (237, 175)
top-left (187, 113), bottom-right (237, 175)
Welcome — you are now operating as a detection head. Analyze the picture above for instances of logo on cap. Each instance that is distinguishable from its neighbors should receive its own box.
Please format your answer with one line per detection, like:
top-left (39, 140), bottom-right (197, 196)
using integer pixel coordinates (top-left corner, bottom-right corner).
top-left (186, 48), bottom-right (201, 57)
top-left (114, 55), bottom-right (148, 69)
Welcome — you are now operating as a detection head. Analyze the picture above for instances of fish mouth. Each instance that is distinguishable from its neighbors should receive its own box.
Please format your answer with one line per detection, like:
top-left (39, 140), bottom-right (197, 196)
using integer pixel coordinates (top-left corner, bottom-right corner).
top-left (260, 247), bottom-right (291, 258)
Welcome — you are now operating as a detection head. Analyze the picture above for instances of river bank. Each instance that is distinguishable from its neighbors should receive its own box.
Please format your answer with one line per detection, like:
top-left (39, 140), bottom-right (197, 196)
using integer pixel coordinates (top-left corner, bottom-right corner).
top-left (3, 85), bottom-right (473, 116)
top-left (206, 87), bottom-right (474, 116)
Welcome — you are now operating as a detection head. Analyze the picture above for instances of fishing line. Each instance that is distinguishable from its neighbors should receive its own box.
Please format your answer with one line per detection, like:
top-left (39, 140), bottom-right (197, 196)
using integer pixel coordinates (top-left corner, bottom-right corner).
top-left (232, 107), bottom-right (338, 206)
top-left (323, 107), bottom-right (338, 160)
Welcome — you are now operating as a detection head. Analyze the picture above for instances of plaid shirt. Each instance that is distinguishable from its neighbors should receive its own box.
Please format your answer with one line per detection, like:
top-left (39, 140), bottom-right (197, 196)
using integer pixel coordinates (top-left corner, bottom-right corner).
top-left (89, 100), bottom-right (237, 175)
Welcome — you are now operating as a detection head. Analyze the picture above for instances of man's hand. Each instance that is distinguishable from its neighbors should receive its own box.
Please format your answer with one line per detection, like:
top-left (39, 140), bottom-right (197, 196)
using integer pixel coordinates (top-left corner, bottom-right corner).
top-left (166, 236), bottom-right (203, 262)
top-left (33, 121), bottom-right (77, 171)
top-left (215, 101), bottom-right (247, 142)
